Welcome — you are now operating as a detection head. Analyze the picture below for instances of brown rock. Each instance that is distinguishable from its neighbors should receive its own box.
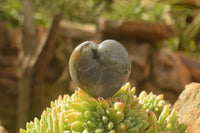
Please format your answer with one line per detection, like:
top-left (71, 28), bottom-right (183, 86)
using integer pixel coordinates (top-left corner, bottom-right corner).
top-left (142, 81), bottom-right (179, 104)
top-left (128, 43), bottom-right (151, 81)
top-left (59, 20), bottom-right (96, 40)
top-left (152, 48), bottom-right (191, 93)
top-left (1, 47), bottom-right (18, 56)
top-left (0, 22), bottom-right (10, 49)
top-left (0, 79), bottom-right (17, 96)
top-left (177, 52), bottom-right (200, 82)
top-left (9, 27), bottom-right (22, 48)
top-left (97, 18), bottom-right (176, 42)
top-left (173, 83), bottom-right (200, 133)
top-left (0, 56), bottom-right (18, 67)
top-left (0, 67), bottom-right (17, 80)
top-left (0, 124), bottom-right (8, 133)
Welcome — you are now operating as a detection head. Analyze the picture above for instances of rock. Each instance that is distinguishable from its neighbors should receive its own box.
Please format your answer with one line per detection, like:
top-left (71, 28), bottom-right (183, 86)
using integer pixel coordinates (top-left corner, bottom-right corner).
top-left (69, 40), bottom-right (131, 98)
top-left (128, 43), bottom-right (151, 81)
top-left (152, 48), bottom-right (191, 93)
top-left (0, 79), bottom-right (17, 96)
top-left (59, 20), bottom-right (96, 40)
top-left (0, 56), bottom-right (18, 67)
top-left (173, 83), bottom-right (200, 133)
top-left (97, 18), bottom-right (176, 41)
top-left (142, 81), bottom-right (179, 104)
top-left (0, 67), bottom-right (17, 80)
top-left (1, 47), bottom-right (18, 56)
top-left (0, 124), bottom-right (8, 133)
top-left (177, 52), bottom-right (200, 82)
top-left (0, 22), bottom-right (10, 49)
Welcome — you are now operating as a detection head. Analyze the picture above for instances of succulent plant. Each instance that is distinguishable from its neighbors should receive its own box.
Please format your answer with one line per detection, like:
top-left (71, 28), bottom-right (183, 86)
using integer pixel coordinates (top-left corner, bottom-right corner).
top-left (20, 83), bottom-right (187, 133)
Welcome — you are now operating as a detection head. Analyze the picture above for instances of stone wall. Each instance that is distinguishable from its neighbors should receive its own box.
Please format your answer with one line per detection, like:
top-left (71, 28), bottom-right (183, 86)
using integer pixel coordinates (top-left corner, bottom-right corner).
top-left (0, 23), bottom-right (18, 132)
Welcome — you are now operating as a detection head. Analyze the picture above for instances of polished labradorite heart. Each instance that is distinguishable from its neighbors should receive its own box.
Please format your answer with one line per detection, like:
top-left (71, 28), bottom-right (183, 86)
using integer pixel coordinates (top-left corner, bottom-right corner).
top-left (69, 40), bottom-right (131, 98)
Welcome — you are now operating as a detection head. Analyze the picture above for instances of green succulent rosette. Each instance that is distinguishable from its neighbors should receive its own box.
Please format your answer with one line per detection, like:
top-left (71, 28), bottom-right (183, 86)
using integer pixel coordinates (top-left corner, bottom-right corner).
top-left (20, 83), bottom-right (187, 133)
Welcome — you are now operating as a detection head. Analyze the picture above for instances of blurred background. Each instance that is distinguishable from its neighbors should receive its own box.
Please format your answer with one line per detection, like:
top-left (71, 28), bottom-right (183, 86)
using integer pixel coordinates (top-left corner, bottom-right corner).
top-left (0, 0), bottom-right (200, 132)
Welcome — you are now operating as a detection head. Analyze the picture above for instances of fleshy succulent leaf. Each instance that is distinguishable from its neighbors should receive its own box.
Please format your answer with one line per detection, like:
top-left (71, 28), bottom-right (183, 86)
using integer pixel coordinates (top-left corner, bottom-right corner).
top-left (20, 82), bottom-right (187, 133)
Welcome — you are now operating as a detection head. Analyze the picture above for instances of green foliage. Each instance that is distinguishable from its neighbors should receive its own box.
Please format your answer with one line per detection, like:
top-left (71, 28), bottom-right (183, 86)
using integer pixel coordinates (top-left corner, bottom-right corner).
top-left (104, 0), bottom-right (173, 24)
top-left (20, 83), bottom-right (187, 133)
top-left (0, 0), bottom-right (22, 27)
top-left (61, 0), bottom-right (111, 23)
top-left (1, 0), bottom-right (110, 27)
top-left (2, 0), bottom-right (173, 27)
top-left (0, 0), bottom-right (50, 27)
top-left (160, 3), bottom-right (200, 58)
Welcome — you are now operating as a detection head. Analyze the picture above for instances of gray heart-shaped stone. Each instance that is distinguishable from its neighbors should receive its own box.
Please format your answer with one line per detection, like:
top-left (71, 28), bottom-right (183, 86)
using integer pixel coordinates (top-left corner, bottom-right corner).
top-left (69, 39), bottom-right (131, 98)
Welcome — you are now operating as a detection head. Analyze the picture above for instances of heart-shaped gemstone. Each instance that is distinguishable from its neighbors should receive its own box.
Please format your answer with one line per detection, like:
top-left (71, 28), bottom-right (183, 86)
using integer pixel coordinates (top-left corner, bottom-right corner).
top-left (69, 40), bottom-right (131, 98)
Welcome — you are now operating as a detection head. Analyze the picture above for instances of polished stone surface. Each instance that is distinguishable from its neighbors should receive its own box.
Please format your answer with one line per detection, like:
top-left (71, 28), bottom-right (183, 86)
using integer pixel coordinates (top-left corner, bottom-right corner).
top-left (69, 40), bottom-right (131, 98)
